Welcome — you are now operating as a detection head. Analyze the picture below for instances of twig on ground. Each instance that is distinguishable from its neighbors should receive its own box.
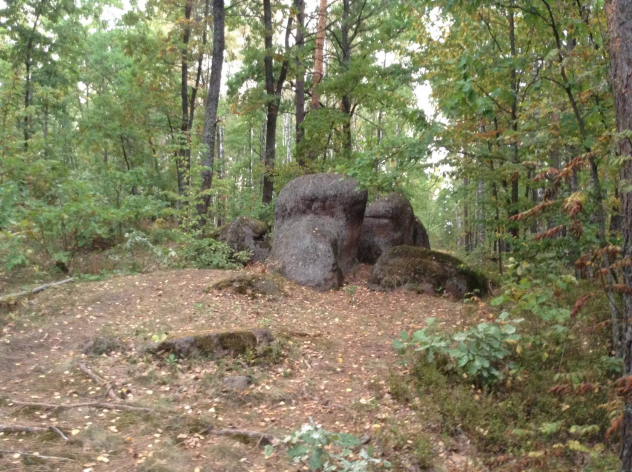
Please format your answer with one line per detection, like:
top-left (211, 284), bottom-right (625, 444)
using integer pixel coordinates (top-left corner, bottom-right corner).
top-left (9, 399), bottom-right (152, 412)
top-left (78, 363), bottom-right (120, 401)
top-left (0, 449), bottom-right (76, 461)
top-left (0, 278), bottom-right (75, 303)
top-left (0, 425), bottom-right (69, 441)
top-left (210, 428), bottom-right (277, 446)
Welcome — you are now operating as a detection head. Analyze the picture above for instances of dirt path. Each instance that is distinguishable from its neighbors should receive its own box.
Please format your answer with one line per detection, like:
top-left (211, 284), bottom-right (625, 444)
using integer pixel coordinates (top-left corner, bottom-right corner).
top-left (0, 267), bottom-right (479, 471)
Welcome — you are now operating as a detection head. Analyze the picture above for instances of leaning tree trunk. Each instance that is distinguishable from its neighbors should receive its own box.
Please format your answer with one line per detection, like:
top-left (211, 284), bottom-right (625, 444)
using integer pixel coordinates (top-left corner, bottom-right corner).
top-left (605, 0), bottom-right (632, 469)
top-left (199, 0), bottom-right (225, 223)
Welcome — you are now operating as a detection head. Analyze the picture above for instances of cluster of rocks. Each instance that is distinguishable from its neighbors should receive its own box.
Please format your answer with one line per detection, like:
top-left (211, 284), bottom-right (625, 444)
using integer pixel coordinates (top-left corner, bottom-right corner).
top-left (213, 173), bottom-right (486, 298)
top-left (215, 215), bottom-right (270, 263)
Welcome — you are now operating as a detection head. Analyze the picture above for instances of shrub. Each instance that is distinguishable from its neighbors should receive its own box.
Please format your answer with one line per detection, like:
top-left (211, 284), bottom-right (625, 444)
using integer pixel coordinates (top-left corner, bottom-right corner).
top-left (179, 236), bottom-right (250, 269)
top-left (393, 314), bottom-right (522, 383)
top-left (265, 417), bottom-right (390, 471)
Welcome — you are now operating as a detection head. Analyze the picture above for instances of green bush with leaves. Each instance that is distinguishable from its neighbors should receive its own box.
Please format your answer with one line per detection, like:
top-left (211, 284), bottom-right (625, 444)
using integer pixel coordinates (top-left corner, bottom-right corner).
top-left (179, 236), bottom-right (250, 269)
top-left (394, 314), bottom-right (522, 383)
top-left (265, 417), bottom-right (390, 471)
top-left (490, 256), bottom-right (576, 325)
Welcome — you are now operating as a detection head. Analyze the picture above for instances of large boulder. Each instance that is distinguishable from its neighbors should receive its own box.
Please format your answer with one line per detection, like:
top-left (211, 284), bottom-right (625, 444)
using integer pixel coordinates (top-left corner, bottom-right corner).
top-left (271, 216), bottom-right (344, 291)
top-left (368, 246), bottom-right (488, 298)
top-left (269, 174), bottom-right (367, 290)
top-left (358, 193), bottom-right (415, 264)
top-left (413, 217), bottom-right (431, 249)
top-left (217, 216), bottom-right (270, 263)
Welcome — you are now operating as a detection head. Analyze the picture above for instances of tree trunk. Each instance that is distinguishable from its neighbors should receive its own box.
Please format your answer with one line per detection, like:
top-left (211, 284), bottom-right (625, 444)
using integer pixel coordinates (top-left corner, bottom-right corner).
top-left (604, 1), bottom-right (632, 469)
top-left (262, 1), bottom-right (292, 204)
top-left (199, 0), bottom-right (225, 222)
top-left (464, 177), bottom-right (471, 252)
top-left (311, 0), bottom-right (327, 110)
top-left (178, 0), bottom-right (193, 196)
top-left (508, 5), bottom-right (519, 239)
top-left (22, 9), bottom-right (41, 152)
top-left (340, 0), bottom-right (353, 156)
top-left (216, 124), bottom-right (225, 226)
top-left (262, 0), bottom-right (276, 204)
top-left (294, 0), bottom-right (306, 161)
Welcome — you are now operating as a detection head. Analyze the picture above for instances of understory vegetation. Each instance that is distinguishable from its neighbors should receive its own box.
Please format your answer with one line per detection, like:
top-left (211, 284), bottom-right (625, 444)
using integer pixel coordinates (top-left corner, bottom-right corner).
top-left (392, 257), bottom-right (623, 469)
top-left (3, 0), bottom-right (632, 469)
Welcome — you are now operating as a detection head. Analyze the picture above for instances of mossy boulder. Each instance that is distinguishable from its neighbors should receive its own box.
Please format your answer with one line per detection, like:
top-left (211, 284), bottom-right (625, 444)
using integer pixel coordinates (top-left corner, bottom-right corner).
top-left (151, 329), bottom-right (274, 358)
top-left (269, 173), bottom-right (368, 290)
top-left (216, 216), bottom-right (270, 263)
top-left (368, 246), bottom-right (488, 298)
top-left (208, 272), bottom-right (286, 298)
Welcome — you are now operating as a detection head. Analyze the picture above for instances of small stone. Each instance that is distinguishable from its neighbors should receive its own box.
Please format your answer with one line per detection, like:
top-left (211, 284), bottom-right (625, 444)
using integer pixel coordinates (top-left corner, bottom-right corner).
top-left (222, 375), bottom-right (252, 392)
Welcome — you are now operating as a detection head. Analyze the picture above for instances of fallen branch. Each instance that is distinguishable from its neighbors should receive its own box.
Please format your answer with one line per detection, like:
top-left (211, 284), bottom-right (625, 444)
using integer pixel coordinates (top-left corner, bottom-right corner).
top-left (0, 278), bottom-right (75, 303)
top-left (0, 449), bottom-right (76, 461)
top-left (210, 428), bottom-right (277, 446)
top-left (9, 399), bottom-right (151, 412)
top-left (0, 425), bottom-right (69, 441)
top-left (78, 363), bottom-right (120, 401)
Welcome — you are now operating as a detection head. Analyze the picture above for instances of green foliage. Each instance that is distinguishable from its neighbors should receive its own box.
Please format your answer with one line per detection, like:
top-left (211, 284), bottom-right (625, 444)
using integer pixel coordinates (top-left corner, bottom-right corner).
top-left (179, 236), bottom-right (250, 270)
top-left (394, 314), bottom-right (521, 383)
top-left (124, 231), bottom-right (177, 266)
top-left (490, 256), bottom-right (576, 325)
top-left (265, 417), bottom-right (390, 471)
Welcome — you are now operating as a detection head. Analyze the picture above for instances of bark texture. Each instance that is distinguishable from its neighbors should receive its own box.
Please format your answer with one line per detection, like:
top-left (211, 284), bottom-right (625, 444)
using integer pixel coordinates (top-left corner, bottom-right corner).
top-left (199, 0), bottom-right (225, 221)
top-left (311, 0), bottom-right (327, 110)
top-left (604, 0), bottom-right (632, 469)
top-left (262, 2), bottom-right (292, 204)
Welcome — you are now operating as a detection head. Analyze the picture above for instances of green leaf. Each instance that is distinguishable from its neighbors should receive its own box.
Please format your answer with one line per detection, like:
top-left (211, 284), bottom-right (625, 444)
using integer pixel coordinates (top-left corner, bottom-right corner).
top-left (308, 449), bottom-right (324, 470)
top-left (288, 444), bottom-right (310, 458)
top-left (490, 295), bottom-right (505, 306)
top-left (335, 433), bottom-right (361, 447)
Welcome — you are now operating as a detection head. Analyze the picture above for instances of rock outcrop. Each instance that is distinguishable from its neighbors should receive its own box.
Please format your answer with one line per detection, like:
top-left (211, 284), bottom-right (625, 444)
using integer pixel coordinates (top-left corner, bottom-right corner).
top-left (358, 194), bottom-right (432, 263)
top-left (208, 272), bottom-right (286, 298)
top-left (358, 193), bottom-right (415, 264)
top-left (216, 216), bottom-right (270, 263)
top-left (413, 217), bottom-right (431, 249)
top-left (151, 329), bottom-right (274, 358)
top-left (368, 246), bottom-right (488, 298)
top-left (269, 173), bottom-right (367, 290)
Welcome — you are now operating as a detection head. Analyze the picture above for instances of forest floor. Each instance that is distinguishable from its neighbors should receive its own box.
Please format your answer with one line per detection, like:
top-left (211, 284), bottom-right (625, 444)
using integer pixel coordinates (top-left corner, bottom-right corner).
top-left (0, 266), bottom-right (485, 471)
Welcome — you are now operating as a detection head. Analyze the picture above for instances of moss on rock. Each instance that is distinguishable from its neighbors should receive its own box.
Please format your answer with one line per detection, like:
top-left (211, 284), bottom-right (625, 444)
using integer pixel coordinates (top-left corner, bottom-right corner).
top-left (152, 329), bottom-right (273, 358)
top-left (368, 246), bottom-right (488, 298)
top-left (207, 272), bottom-right (286, 298)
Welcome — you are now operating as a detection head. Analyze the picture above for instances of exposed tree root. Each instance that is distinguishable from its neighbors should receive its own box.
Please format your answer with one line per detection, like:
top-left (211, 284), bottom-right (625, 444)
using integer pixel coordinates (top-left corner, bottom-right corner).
top-left (210, 428), bottom-right (277, 446)
top-left (78, 363), bottom-right (120, 401)
top-left (0, 425), bottom-right (69, 441)
top-left (0, 278), bottom-right (75, 303)
top-left (0, 449), bottom-right (76, 461)
top-left (9, 399), bottom-right (152, 412)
